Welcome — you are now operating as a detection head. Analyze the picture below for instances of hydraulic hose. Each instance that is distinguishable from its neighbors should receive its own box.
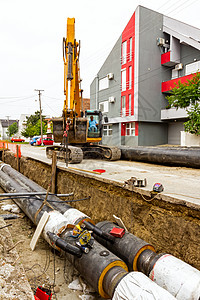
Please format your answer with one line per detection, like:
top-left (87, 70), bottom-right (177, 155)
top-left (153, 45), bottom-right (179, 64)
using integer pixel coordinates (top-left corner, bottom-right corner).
top-left (47, 231), bottom-right (82, 257)
top-left (83, 220), bottom-right (115, 243)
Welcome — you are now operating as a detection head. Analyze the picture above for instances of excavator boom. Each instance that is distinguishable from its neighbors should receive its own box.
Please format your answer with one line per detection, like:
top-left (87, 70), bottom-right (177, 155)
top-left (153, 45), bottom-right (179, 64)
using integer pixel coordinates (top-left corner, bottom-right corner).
top-left (53, 18), bottom-right (88, 145)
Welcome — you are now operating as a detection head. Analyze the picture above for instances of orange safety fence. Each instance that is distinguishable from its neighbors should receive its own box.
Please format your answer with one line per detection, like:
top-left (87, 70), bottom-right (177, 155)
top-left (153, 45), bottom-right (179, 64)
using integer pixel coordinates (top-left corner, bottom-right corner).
top-left (0, 141), bottom-right (21, 158)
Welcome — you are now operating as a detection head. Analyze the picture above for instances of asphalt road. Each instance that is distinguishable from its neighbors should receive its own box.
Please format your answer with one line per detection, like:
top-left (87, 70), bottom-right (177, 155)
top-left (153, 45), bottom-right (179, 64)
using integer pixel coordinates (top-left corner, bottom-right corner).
top-left (20, 144), bottom-right (200, 208)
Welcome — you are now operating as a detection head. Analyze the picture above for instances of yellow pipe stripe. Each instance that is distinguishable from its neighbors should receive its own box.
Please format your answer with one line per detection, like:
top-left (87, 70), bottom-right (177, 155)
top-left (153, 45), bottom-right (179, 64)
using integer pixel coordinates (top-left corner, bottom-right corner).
top-left (132, 245), bottom-right (155, 271)
top-left (98, 260), bottom-right (128, 298)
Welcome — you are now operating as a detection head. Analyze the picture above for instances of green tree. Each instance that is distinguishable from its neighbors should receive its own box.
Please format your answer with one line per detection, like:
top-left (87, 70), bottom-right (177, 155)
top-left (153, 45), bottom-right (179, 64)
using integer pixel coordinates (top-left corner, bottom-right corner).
top-left (21, 111), bottom-right (47, 138)
top-left (34, 119), bottom-right (47, 136)
top-left (166, 72), bottom-right (200, 135)
top-left (7, 122), bottom-right (18, 137)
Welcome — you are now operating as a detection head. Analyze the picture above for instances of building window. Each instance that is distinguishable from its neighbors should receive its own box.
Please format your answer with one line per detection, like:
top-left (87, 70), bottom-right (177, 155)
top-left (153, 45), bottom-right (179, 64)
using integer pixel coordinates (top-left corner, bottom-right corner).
top-left (129, 94), bottom-right (131, 116)
top-left (122, 96), bottom-right (126, 117)
top-left (122, 41), bottom-right (127, 65)
top-left (129, 66), bottom-right (132, 89)
top-left (103, 124), bottom-right (112, 136)
top-left (129, 37), bottom-right (132, 61)
top-left (126, 122), bottom-right (135, 136)
top-left (99, 77), bottom-right (109, 91)
top-left (185, 61), bottom-right (200, 75)
top-left (121, 69), bottom-right (126, 91)
top-left (99, 101), bottom-right (109, 113)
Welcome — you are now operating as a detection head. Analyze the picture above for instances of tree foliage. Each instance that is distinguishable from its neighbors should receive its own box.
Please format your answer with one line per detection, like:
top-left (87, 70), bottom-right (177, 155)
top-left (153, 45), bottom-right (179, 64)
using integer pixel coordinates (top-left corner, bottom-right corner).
top-left (7, 122), bottom-right (18, 137)
top-left (184, 103), bottom-right (200, 135)
top-left (166, 72), bottom-right (200, 135)
top-left (21, 111), bottom-right (47, 138)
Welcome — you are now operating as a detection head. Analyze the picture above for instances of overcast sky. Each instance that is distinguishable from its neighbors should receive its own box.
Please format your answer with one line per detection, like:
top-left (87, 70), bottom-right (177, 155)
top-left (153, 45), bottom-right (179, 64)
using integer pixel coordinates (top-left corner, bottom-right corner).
top-left (0, 0), bottom-right (200, 120)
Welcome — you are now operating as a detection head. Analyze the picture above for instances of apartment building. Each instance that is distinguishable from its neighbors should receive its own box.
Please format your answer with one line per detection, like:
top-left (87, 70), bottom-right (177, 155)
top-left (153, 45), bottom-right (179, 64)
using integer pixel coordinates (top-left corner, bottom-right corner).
top-left (90, 5), bottom-right (200, 146)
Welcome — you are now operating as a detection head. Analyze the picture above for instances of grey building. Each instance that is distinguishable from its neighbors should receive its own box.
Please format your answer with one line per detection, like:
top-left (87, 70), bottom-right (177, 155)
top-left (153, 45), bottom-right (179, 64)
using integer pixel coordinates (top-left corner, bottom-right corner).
top-left (0, 119), bottom-right (19, 140)
top-left (90, 6), bottom-right (200, 146)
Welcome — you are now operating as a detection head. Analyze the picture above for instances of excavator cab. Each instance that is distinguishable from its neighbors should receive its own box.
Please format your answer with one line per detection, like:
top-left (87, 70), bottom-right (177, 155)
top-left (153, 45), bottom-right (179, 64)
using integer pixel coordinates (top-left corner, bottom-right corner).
top-left (85, 110), bottom-right (102, 143)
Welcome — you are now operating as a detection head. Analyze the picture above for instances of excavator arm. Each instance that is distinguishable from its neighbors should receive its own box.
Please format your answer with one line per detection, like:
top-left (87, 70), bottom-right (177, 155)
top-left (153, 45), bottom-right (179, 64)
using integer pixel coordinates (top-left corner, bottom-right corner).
top-left (52, 18), bottom-right (87, 145)
top-left (63, 18), bottom-right (82, 117)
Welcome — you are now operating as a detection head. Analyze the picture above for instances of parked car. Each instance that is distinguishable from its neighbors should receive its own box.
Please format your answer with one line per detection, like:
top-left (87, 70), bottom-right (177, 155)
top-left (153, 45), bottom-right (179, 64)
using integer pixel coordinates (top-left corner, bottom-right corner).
top-left (11, 137), bottom-right (25, 142)
top-left (36, 137), bottom-right (54, 146)
top-left (29, 136), bottom-right (40, 146)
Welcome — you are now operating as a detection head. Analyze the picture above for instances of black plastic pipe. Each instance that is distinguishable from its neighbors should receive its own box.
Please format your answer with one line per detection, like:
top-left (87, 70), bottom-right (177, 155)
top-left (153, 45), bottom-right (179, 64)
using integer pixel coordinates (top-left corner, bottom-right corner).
top-left (120, 146), bottom-right (200, 168)
top-left (60, 237), bottom-right (128, 298)
top-left (0, 163), bottom-right (72, 215)
top-left (0, 169), bottom-right (53, 224)
top-left (94, 221), bottom-right (155, 272)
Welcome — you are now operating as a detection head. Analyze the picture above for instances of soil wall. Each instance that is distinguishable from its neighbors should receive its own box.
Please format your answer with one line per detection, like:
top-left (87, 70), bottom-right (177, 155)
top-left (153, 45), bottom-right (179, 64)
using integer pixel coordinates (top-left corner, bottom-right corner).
top-left (3, 152), bottom-right (200, 270)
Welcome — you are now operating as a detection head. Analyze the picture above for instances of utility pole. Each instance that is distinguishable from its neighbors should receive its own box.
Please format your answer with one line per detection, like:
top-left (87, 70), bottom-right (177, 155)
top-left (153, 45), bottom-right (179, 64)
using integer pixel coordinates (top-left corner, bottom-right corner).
top-left (6, 116), bottom-right (10, 140)
top-left (34, 89), bottom-right (44, 146)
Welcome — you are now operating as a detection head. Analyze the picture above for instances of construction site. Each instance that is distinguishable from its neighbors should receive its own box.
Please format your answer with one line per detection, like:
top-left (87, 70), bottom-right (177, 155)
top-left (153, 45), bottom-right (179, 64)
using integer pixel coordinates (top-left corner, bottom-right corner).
top-left (0, 140), bottom-right (199, 299)
top-left (0, 6), bottom-right (200, 300)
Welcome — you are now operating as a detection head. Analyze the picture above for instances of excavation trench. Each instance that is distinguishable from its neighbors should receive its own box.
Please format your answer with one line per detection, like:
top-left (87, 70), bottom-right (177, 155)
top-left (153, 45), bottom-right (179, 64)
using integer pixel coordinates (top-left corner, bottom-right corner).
top-left (1, 151), bottom-right (200, 273)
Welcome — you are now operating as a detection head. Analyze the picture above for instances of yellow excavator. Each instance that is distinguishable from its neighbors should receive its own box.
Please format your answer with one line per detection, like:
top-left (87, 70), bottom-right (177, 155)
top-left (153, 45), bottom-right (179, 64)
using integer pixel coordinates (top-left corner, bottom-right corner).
top-left (46, 18), bottom-right (121, 163)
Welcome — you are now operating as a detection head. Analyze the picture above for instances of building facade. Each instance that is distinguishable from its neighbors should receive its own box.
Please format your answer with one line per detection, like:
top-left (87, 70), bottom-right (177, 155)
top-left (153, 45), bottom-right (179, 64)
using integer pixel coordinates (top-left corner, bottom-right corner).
top-left (83, 98), bottom-right (90, 111)
top-left (0, 119), bottom-right (19, 140)
top-left (90, 6), bottom-right (200, 146)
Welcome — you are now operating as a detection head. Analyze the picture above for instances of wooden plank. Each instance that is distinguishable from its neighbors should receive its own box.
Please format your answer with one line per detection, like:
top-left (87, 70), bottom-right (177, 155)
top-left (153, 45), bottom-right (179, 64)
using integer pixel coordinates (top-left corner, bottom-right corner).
top-left (16, 145), bottom-right (20, 172)
top-left (2, 143), bottom-right (5, 162)
top-left (51, 151), bottom-right (57, 194)
top-left (30, 211), bottom-right (50, 251)
top-left (68, 167), bottom-right (102, 175)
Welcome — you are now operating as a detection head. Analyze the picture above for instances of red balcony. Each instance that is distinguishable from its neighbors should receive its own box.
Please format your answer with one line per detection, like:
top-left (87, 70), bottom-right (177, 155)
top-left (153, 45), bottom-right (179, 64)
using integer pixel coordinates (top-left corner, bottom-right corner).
top-left (161, 51), bottom-right (180, 67)
top-left (162, 73), bottom-right (198, 93)
top-left (161, 51), bottom-right (171, 65)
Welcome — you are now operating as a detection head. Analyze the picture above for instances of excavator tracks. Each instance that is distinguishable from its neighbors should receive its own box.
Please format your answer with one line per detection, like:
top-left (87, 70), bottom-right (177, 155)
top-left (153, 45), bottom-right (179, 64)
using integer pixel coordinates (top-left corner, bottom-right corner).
top-left (99, 145), bottom-right (121, 161)
top-left (46, 145), bottom-right (83, 164)
top-left (46, 145), bottom-right (121, 164)
top-left (81, 145), bottom-right (121, 161)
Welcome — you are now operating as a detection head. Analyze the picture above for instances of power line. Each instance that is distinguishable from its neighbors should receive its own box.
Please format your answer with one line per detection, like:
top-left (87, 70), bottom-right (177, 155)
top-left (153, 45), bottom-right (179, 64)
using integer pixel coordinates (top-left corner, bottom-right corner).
top-left (0, 96), bottom-right (35, 104)
top-left (0, 95), bottom-right (34, 99)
